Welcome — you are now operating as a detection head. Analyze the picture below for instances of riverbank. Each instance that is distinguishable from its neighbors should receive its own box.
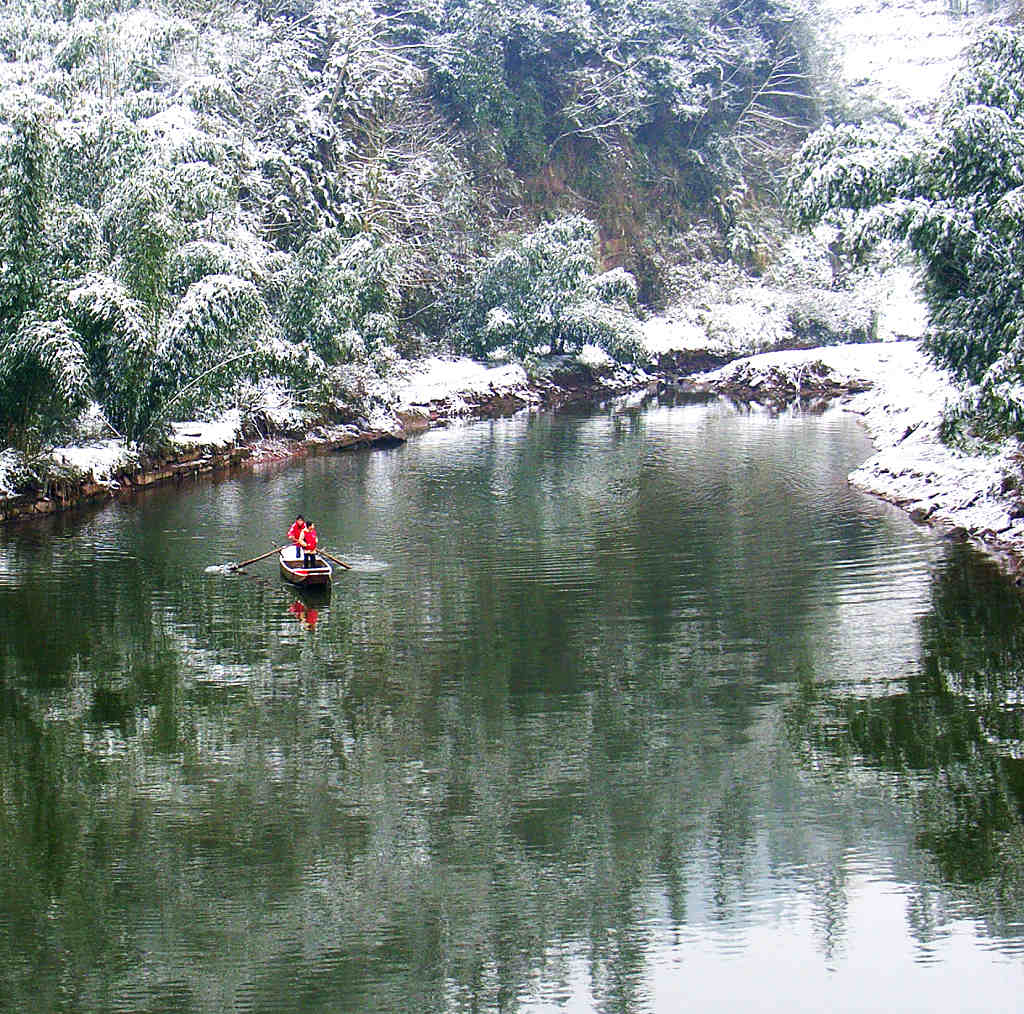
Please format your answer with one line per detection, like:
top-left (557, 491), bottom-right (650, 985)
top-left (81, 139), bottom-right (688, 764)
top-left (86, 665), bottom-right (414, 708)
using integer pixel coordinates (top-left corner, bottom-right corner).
top-left (5, 332), bottom-right (1024, 580)
top-left (686, 341), bottom-right (1024, 576)
top-left (0, 351), bottom-right (651, 525)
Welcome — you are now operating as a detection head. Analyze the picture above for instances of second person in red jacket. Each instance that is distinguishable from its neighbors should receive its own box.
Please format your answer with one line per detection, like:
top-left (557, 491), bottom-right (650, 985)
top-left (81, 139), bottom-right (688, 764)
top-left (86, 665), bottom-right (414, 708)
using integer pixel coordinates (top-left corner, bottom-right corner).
top-left (300, 521), bottom-right (318, 568)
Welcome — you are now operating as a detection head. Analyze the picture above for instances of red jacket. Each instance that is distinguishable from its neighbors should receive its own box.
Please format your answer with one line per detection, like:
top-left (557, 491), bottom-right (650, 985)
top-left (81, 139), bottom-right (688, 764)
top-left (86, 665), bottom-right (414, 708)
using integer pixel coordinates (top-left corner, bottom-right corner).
top-left (300, 527), bottom-right (317, 552)
top-left (287, 520), bottom-right (305, 543)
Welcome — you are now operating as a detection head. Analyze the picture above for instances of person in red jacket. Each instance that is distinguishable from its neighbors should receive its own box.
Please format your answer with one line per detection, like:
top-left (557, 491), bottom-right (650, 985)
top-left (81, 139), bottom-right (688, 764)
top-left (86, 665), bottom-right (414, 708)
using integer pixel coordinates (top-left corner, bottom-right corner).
top-left (300, 521), bottom-right (318, 568)
top-left (287, 515), bottom-right (305, 560)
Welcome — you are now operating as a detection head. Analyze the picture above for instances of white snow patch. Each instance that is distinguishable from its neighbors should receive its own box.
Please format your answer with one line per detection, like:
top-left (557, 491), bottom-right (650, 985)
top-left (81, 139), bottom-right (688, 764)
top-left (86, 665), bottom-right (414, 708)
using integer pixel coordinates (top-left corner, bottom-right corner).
top-left (706, 293), bottom-right (792, 352)
top-left (0, 450), bottom-right (20, 497)
top-left (141, 104), bottom-right (202, 141)
top-left (578, 344), bottom-right (614, 368)
top-left (169, 410), bottom-right (241, 448)
top-left (394, 357), bottom-right (530, 412)
top-left (820, 0), bottom-right (981, 121)
top-left (642, 315), bottom-right (717, 356)
top-left (870, 266), bottom-right (928, 341)
top-left (51, 440), bottom-right (136, 485)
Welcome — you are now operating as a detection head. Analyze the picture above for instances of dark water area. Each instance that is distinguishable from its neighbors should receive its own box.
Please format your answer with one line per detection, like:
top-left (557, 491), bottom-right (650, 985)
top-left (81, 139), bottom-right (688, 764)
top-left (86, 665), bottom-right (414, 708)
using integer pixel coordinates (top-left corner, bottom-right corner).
top-left (2, 395), bottom-right (1024, 1012)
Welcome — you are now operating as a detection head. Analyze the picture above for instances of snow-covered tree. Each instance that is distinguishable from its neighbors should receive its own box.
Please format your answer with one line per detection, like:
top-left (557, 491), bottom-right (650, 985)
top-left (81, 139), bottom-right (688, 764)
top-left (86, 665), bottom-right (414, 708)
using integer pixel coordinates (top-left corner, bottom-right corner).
top-left (461, 215), bottom-right (642, 360)
top-left (283, 228), bottom-right (399, 365)
top-left (789, 26), bottom-right (1024, 441)
top-left (0, 89), bottom-right (86, 446)
top-left (0, 318), bottom-right (91, 448)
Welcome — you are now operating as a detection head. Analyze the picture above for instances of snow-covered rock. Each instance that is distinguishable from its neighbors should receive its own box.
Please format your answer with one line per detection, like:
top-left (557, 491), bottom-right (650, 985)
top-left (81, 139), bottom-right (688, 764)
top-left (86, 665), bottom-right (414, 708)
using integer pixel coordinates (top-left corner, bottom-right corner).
top-left (392, 357), bottom-right (532, 415)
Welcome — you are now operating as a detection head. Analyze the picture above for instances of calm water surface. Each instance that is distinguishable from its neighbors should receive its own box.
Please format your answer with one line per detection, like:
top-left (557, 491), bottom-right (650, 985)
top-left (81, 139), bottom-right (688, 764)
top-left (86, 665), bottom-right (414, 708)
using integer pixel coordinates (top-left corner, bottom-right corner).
top-left (2, 395), bottom-right (1024, 1013)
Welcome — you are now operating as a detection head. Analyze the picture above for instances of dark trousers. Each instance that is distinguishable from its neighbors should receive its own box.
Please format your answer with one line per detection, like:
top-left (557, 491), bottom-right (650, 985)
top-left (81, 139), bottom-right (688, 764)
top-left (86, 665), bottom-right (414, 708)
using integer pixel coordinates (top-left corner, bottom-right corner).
top-left (304, 552), bottom-right (316, 567)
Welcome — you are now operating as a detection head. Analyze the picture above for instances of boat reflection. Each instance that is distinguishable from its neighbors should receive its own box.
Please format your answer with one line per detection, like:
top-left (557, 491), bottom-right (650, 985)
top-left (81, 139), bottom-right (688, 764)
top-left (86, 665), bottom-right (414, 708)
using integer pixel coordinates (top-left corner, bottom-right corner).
top-left (287, 600), bottom-right (320, 629)
top-left (286, 587), bottom-right (329, 629)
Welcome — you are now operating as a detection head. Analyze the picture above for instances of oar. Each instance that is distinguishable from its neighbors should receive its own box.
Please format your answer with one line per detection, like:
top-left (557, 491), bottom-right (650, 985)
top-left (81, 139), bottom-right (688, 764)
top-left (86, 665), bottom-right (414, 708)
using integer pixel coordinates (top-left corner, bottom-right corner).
top-left (319, 549), bottom-right (352, 570)
top-left (231, 544), bottom-right (289, 571)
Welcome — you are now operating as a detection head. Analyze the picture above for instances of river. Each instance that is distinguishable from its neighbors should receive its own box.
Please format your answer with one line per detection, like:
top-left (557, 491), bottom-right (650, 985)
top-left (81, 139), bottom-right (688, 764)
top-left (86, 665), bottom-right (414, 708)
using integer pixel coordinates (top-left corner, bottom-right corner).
top-left (2, 394), bottom-right (1023, 1013)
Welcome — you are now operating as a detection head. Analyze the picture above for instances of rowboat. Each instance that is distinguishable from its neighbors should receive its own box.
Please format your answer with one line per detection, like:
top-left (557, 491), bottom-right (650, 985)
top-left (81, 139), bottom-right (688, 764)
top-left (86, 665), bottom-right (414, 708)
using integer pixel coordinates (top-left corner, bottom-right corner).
top-left (279, 549), bottom-right (333, 587)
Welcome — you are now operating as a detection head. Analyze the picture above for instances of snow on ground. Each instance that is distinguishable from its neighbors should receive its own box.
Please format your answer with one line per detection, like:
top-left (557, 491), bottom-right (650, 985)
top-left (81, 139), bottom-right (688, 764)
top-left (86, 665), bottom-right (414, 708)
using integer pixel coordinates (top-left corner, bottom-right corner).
top-left (820, 0), bottom-right (983, 122)
top-left (642, 315), bottom-right (717, 356)
top-left (692, 342), bottom-right (951, 436)
top-left (870, 265), bottom-right (928, 341)
top-left (169, 410), bottom-right (242, 449)
top-left (643, 229), bottom-right (908, 361)
top-left (51, 440), bottom-right (137, 486)
top-left (392, 356), bottom-right (532, 415)
top-left (641, 282), bottom-right (878, 359)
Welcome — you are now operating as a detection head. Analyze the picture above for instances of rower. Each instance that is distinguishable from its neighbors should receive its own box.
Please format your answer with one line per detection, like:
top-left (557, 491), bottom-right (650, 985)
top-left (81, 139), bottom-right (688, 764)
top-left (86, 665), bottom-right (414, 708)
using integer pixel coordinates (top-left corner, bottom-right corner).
top-left (300, 521), bottom-right (318, 568)
top-left (287, 515), bottom-right (305, 560)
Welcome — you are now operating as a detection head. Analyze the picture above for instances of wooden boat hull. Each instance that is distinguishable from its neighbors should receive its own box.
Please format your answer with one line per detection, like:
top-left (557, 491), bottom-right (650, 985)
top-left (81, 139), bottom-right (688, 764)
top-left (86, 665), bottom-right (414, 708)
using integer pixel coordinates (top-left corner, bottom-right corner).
top-left (279, 551), bottom-right (333, 587)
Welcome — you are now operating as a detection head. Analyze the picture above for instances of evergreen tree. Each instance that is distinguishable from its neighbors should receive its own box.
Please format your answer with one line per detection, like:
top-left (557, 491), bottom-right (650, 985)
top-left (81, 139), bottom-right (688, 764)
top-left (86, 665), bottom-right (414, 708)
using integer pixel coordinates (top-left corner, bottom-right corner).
top-left (460, 215), bottom-right (642, 360)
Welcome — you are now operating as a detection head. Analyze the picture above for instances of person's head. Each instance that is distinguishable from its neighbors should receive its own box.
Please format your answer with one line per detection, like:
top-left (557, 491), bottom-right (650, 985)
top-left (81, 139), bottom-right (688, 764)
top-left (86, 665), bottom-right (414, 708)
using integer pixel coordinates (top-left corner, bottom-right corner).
top-left (307, 521), bottom-right (315, 529)
top-left (295, 515), bottom-right (304, 524)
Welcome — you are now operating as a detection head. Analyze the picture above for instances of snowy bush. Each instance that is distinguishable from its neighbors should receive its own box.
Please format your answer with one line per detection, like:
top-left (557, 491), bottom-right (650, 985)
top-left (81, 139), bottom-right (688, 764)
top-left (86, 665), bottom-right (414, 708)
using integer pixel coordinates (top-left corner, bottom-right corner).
top-left (586, 267), bottom-right (638, 310)
top-left (459, 215), bottom-right (642, 360)
top-left (786, 290), bottom-right (877, 346)
top-left (560, 300), bottom-right (644, 362)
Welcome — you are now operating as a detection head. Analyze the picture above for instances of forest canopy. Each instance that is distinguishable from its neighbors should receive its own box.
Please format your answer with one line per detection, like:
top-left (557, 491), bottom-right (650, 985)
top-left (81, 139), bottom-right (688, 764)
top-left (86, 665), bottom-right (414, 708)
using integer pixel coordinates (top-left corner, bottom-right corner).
top-left (0, 0), bottom-right (821, 454)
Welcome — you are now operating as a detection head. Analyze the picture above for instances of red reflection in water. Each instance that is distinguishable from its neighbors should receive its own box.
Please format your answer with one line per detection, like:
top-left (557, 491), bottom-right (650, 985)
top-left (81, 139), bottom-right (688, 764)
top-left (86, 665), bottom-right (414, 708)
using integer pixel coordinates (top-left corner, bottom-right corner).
top-left (287, 600), bottom-right (319, 629)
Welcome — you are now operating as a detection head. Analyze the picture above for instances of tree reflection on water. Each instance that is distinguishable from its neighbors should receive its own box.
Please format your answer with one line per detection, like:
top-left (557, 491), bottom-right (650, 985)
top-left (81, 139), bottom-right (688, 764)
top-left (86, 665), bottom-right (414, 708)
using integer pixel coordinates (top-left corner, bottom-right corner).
top-left (2, 409), bottom-right (1024, 1011)
top-left (784, 543), bottom-right (1024, 950)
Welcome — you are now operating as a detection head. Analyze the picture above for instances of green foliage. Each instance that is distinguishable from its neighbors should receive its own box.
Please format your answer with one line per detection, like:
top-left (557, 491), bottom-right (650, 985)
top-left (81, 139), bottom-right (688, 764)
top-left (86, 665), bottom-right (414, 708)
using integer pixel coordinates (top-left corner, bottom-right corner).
top-left (789, 26), bottom-right (1024, 440)
top-left (149, 274), bottom-right (271, 426)
top-left (283, 230), bottom-right (400, 365)
top-left (0, 0), bottom-right (822, 452)
top-left (460, 215), bottom-right (642, 360)
top-left (66, 273), bottom-right (152, 439)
